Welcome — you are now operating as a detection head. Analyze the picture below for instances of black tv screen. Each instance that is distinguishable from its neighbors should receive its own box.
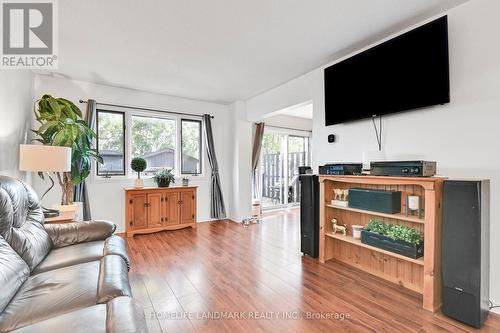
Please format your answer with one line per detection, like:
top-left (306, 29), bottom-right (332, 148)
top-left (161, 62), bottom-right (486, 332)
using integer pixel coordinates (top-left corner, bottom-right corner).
top-left (324, 16), bottom-right (449, 126)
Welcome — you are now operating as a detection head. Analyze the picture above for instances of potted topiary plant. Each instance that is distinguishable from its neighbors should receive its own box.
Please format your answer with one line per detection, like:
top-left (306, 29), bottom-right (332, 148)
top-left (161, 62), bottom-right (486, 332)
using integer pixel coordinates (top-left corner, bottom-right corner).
top-left (32, 95), bottom-right (102, 212)
top-left (131, 157), bottom-right (147, 188)
top-left (152, 169), bottom-right (175, 187)
top-left (361, 219), bottom-right (424, 259)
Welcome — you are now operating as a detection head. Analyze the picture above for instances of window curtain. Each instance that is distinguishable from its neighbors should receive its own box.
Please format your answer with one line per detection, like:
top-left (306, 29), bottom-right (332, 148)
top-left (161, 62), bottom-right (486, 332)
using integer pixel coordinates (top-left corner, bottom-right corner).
top-left (251, 122), bottom-right (265, 198)
top-left (203, 114), bottom-right (226, 219)
top-left (73, 99), bottom-right (96, 220)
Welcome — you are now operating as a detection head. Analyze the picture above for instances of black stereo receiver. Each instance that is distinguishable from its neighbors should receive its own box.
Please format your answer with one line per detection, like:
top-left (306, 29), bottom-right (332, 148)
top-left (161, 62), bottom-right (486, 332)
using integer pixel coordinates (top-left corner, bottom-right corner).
top-left (319, 163), bottom-right (362, 176)
top-left (370, 161), bottom-right (437, 177)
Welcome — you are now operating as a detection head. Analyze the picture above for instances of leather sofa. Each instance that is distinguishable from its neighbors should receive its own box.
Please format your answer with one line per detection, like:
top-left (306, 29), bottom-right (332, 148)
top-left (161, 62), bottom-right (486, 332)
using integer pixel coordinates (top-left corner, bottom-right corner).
top-left (0, 176), bottom-right (148, 332)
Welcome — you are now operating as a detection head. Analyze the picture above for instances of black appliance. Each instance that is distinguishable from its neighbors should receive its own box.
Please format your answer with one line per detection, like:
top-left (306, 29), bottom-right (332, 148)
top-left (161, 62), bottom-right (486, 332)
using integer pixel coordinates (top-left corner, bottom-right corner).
top-left (324, 16), bottom-right (449, 126)
top-left (348, 188), bottom-right (401, 214)
top-left (299, 175), bottom-right (319, 258)
top-left (298, 166), bottom-right (312, 175)
top-left (319, 163), bottom-right (363, 176)
top-left (370, 161), bottom-right (437, 177)
top-left (442, 180), bottom-right (490, 328)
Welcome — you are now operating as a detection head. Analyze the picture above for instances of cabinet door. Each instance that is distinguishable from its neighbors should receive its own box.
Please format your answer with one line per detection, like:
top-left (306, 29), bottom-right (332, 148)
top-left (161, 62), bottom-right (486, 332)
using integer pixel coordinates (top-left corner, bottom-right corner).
top-left (163, 192), bottom-right (180, 225)
top-left (180, 190), bottom-right (196, 224)
top-left (129, 193), bottom-right (147, 230)
top-left (147, 193), bottom-right (163, 228)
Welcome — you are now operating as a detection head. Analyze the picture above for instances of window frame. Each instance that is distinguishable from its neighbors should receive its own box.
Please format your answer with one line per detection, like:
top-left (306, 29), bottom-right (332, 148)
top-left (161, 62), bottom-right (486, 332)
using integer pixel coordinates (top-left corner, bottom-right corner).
top-left (130, 112), bottom-right (178, 176)
top-left (94, 108), bottom-right (205, 180)
top-left (180, 118), bottom-right (203, 175)
top-left (96, 109), bottom-right (126, 177)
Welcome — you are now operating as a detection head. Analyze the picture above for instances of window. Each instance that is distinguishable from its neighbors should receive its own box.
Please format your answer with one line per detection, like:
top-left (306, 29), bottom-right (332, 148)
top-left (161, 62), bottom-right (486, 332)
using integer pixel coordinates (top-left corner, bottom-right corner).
top-left (95, 110), bottom-right (205, 178)
top-left (131, 115), bottom-right (176, 175)
top-left (96, 111), bottom-right (125, 176)
top-left (181, 119), bottom-right (202, 174)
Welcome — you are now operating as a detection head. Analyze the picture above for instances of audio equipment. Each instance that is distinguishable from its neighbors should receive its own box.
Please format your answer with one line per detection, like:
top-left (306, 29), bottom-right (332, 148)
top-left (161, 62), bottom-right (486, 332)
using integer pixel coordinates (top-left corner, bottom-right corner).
top-left (319, 163), bottom-right (362, 176)
top-left (299, 175), bottom-right (319, 258)
top-left (298, 166), bottom-right (312, 175)
top-left (370, 160), bottom-right (436, 177)
top-left (348, 188), bottom-right (401, 214)
top-left (442, 180), bottom-right (490, 328)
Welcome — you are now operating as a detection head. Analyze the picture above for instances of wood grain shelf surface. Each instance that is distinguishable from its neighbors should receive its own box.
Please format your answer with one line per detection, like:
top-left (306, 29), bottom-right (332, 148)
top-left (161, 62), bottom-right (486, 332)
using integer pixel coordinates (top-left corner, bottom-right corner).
top-left (325, 232), bottom-right (424, 266)
top-left (325, 203), bottom-right (425, 224)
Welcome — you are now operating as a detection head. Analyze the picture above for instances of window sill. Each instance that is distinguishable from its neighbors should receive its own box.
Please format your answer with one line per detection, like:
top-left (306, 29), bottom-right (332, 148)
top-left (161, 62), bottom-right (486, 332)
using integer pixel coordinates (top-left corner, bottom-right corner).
top-left (89, 175), bottom-right (210, 184)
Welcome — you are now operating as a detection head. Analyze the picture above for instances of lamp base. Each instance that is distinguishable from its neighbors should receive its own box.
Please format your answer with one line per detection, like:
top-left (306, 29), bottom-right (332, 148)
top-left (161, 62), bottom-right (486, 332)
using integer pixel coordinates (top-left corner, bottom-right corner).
top-left (43, 207), bottom-right (60, 218)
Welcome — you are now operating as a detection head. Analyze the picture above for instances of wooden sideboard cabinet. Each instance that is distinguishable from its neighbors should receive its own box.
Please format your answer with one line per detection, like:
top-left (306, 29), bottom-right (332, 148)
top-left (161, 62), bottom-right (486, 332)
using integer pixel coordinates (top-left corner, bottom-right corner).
top-left (124, 186), bottom-right (197, 237)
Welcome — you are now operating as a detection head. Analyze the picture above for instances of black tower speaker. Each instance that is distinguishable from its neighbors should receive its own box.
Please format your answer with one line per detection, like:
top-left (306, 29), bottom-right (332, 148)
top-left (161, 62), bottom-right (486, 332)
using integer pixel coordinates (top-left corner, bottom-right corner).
top-left (442, 180), bottom-right (490, 328)
top-left (299, 175), bottom-right (319, 258)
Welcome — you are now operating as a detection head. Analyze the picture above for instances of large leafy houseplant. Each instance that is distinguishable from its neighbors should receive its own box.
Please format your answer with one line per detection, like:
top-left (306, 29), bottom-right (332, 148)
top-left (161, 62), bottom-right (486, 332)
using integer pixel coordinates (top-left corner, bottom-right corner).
top-left (32, 95), bottom-right (102, 205)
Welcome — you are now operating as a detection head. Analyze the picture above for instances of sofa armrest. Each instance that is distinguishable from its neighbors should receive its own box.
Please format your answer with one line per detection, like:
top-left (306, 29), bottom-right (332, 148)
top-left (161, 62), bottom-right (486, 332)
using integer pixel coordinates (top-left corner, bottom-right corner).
top-left (45, 220), bottom-right (116, 249)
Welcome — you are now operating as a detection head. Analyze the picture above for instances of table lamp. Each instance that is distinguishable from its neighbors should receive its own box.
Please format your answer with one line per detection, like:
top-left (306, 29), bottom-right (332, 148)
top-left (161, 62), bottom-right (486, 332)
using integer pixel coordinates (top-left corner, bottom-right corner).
top-left (19, 144), bottom-right (72, 218)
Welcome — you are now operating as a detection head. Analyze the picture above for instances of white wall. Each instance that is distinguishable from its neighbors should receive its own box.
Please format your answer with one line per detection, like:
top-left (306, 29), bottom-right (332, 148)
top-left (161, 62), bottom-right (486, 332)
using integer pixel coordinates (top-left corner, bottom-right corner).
top-left (264, 114), bottom-right (312, 131)
top-left (245, 0), bottom-right (500, 312)
top-left (227, 101), bottom-right (252, 221)
top-left (31, 75), bottom-right (233, 232)
top-left (0, 71), bottom-right (33, 180)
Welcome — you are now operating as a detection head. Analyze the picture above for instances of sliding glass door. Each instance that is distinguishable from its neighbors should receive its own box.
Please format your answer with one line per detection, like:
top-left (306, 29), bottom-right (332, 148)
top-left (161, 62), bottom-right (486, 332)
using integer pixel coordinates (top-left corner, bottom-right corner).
top-left (287, 135), bottom-right (310, 204)
top-left (259, 129), bottom-right (310, 209)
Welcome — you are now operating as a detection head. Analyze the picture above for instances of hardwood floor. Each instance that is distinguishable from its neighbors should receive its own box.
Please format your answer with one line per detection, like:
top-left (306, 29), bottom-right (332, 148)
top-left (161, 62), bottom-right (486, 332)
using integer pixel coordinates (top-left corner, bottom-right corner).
top-left (125, 208), bottom-right (500, 333)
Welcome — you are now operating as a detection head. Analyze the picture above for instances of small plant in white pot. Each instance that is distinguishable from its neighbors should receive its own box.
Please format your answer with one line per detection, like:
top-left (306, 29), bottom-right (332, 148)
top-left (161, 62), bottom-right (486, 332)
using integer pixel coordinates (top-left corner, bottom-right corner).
top-left (153, 169), bottom-right (175, 187)
top-left (131, 157), bottom-right (147, 188)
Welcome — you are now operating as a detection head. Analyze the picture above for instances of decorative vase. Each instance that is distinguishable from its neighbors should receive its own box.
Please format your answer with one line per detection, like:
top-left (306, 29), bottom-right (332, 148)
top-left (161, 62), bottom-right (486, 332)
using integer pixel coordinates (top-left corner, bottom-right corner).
top-left (182, 178), bottom-right (189, 186)
top-left (134, 178), bottom-right (144, 189)
top-left (156, 179), bottom-right (170, 188)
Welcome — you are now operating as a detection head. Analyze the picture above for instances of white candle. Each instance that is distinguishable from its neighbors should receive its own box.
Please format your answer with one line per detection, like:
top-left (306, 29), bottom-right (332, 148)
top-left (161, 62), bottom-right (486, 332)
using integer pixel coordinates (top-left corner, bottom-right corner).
top-left (408, 196), bottom-right (420, 210)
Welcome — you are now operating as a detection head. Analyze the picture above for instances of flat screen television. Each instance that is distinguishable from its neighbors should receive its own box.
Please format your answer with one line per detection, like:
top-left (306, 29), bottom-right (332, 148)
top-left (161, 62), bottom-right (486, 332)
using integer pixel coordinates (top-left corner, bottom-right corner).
top-left (324, 16), bottom-right (449, 126)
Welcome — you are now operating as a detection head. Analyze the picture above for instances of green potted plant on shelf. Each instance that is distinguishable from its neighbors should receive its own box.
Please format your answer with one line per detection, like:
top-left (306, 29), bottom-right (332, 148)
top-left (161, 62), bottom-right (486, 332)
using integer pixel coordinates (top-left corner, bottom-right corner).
top-left (32, 94), bottom-right (102, 210)
top-left (362, 219), bottom-right (424, 259)
top-left (152, 169), bottom-right (175, 187)
top-left (131, 157), bottom-right (147, 188)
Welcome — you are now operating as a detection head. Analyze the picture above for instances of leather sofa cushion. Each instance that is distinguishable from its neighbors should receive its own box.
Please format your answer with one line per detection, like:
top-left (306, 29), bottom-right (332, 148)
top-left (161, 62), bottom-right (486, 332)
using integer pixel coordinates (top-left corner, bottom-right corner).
top-left (106, 296), bottom-right (148, 333)
top-left (0, 177), bottom-right (51, 271)
top-left (0, 255), bottom-right (132, 332)
top-left (97, 255), bottom-right (132, 304)
top-left (0, 236), bottom-right (30, 313)
top-left (9, 304), bottom-right (107, 333)
top-left (32, 236), bottom-right (130, 275)
top-left (104, 235), bottom-right (130, 270)
top-left (10, 297), bottom-right (147, 333)
top-left (0, 261), bottom-right (101, 332)
top-left (45, 220), bottom-right (116, 249)
top-left (32, 240), bottom-right (106, 275)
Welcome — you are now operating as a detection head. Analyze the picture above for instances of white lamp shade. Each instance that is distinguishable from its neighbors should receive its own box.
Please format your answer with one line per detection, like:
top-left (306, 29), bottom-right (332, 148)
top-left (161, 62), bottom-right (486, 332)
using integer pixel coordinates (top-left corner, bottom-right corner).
top-left (19, 144), bottom-right (72, 172)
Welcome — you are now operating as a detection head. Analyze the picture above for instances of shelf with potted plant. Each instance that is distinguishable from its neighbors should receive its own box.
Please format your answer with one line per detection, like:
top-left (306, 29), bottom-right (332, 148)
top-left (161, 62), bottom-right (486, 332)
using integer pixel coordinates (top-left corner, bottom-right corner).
top-left (319, 175), bottom-right (444, 312)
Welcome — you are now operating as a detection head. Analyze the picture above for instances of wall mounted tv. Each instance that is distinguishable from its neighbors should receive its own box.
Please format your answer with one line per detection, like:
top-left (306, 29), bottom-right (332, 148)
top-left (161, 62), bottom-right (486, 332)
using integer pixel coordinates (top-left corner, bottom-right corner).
top-left (324, 16), bottom-right (449, 126)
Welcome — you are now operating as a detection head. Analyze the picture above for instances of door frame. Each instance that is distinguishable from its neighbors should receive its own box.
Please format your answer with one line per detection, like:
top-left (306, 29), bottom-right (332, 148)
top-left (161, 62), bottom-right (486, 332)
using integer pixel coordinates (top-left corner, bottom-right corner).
top-left (258, 126), bottom-right (311, 210)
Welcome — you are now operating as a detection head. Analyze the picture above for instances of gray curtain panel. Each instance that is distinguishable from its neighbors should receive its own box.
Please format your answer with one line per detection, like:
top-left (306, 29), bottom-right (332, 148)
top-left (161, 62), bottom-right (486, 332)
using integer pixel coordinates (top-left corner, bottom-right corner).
top-left (73, 99), bottom-right (97, 220)
top-left (251, 122), bottom-right (265, 198)
top-left (203, 114), bottom-right (226, 219)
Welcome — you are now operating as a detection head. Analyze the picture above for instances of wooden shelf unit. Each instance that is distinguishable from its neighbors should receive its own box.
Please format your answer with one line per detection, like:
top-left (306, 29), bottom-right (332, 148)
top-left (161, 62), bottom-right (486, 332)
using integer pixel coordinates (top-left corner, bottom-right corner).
top-left (319, 175), bottom-right (444, 312)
